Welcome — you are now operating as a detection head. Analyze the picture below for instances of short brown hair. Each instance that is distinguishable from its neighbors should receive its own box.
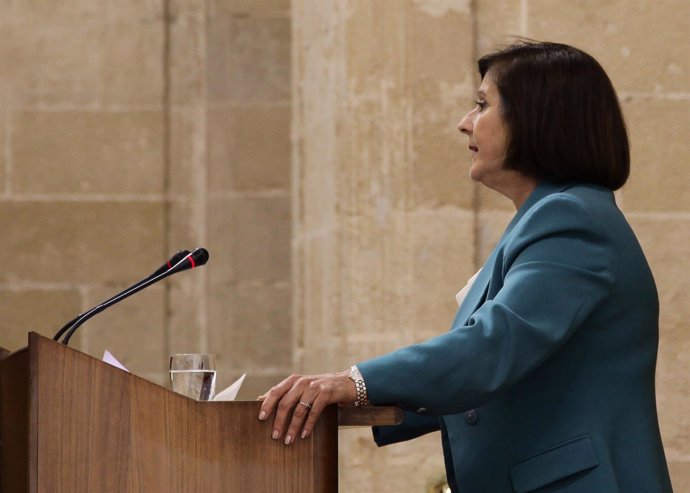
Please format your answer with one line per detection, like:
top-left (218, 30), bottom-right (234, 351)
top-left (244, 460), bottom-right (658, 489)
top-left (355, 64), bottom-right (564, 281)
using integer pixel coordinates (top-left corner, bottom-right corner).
top-left (478, 41), bottom-right (630, 190)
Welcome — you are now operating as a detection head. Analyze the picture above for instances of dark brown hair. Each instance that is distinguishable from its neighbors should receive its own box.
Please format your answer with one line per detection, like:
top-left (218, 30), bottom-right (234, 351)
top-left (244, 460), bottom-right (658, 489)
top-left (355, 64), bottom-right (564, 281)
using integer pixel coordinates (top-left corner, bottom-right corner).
top-left (478, 41), bottom-right (629, 190)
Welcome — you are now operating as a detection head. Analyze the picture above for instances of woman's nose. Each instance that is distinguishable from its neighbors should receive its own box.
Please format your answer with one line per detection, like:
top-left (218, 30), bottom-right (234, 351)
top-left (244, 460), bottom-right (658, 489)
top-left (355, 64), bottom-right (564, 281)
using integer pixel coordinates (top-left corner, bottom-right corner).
top-left (457, 113), bottom-right (472, 135)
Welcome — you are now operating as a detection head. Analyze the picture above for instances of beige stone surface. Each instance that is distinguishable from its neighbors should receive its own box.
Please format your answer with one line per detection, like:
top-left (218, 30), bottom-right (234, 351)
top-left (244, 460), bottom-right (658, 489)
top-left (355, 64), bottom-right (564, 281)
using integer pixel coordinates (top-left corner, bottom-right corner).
top-left (528, 0), bottom-right (690, 94)
top-left (0, 201), bottom-right (165, 283)
top-left (207, 14), bottom-right (290, 104)
top-left (476, 210), bottom-right (513, 264)
top-left (207, 195), bottom-right (290, 284)
top-left (0, 18), bottom-right (104, 106)
top-left (101, 20), bottom-right (165, 106)
top-left (167, 7), bottom-right (206, 106)
top-left (475, 0), bottom-right (524, 56)
top-left (668, 462), bottom-right (690, 492)
top-left (208, 282), bottom-right (291, 372)
top-left (339, 428), bottom-right (445, 492)
top-left (621, 98), bottom-right (690, 212)
top-left (0, 288), bottom-right (81, 352)
top-left (0, 1), bottom-right (165, 107)
top-left (74, 284), bottom-right (167, 378)
top-left (208, 104), bottom-right (291, 192)
top-left (212, 0), bottom-right (289, 16)
top-left (167, 107), bottom-right (204, 196)
top-left (13, 110), bottom-right (164, 194)
top-left (0, 112), bottom-right (5, 191)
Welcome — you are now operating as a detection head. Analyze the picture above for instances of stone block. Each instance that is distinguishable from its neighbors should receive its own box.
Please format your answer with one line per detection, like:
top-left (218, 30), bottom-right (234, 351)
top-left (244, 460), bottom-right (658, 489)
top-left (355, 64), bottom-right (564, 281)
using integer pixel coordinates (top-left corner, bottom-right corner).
top-left (207, 15), bottom-right (290, 104)
top-left (344, 2), bottom-right (406, 95)
top-left (656, 326), bottom-right (690, 460)
top-left (12, 110), bottom-right (164, 194)
top-left (407, 0), bottom-right (474, 89)
top-left (0, 19), bottom-right (104, 106)
top-left (475, 0), bottom-right (523, 56)
top-left (101, 21), bottom-right (165, 106)
top-left (210, 0), bottom-right (290, 17)
top-left (166, 272), bottom-right (209, 354)
top-left (168, 10), bottom-right (206, 106)
top-left (207, 195), bottom-right (291, 284)
top-left (478, 183), bottom-right (515, 212)
top-left (628, 216), bottom-right (690, 331)
top-left (0, 111), bottom-right (5, 191)
top-left (292, 230), bottom-right (345, 373)
top-left (208, 282), bottom-right (291, 372)
top-left (528, 0), bottom-right (690, 94)
top-left (335, 95), bottom-right (410, 217)
top-left (74, 284), bottom-right (167, 377)
top-left (409, 208), bottom-right (476, 331)
top-left (340, 429), bottom-right (445, 492)
top-left (103, 0), bottom-right (162, 24)
top-left (208, 103), bottom-right (290, 193)
top-left (476, 210), bottom-right (512, 266)
top-left (0, 288), bottom-right (81, 351)
top-left (168, 107), bottom-right (206, 197)
top-left (621, 99), bottom-right (690, 212)
top-left (0, 201), bottom-right (165, 283)
top-left (410, 115), bottom-right (476, 210)
top-left (0, 2), bottom-right (164, 107)
top-left (668, 462), bottom-right (690, 492)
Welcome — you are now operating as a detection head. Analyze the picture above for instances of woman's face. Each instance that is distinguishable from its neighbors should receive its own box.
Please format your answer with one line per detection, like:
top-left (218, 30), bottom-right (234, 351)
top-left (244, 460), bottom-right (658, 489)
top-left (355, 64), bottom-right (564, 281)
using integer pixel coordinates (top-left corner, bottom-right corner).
top-left (457, 76), bottom-right (510, 189)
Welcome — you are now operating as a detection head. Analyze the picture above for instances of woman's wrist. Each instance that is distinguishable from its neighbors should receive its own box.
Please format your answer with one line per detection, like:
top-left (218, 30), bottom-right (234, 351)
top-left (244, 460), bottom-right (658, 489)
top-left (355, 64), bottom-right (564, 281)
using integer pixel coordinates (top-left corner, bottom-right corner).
top-left (348, 365), bottom-right (370, 407)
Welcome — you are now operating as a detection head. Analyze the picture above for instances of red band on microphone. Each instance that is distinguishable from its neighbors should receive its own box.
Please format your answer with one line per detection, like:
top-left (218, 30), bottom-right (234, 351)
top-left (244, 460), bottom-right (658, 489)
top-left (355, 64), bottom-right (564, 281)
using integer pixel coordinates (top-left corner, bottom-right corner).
top-left (189, 256), bottom-right (196, 269)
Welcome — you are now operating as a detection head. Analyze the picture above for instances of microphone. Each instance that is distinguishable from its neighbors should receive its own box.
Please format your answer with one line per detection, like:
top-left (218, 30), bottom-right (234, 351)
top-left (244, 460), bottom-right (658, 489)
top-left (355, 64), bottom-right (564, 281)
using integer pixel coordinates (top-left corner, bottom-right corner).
top-left (52, 250), bottom-right (191, 343)
top-left (53, 248), bottom-right (209, 345)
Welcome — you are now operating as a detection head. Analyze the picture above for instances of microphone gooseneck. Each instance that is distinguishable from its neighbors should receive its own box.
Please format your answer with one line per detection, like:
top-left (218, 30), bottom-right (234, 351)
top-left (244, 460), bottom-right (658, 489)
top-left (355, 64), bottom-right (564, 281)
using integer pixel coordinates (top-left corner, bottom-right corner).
top-left (53, 248), bottom-right (209, 345)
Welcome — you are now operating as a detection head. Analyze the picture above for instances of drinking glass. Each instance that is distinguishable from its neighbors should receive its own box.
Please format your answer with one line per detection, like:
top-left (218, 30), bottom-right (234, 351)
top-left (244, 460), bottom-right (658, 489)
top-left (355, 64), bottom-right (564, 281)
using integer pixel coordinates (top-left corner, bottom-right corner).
top-left (169, 353), bottom-right (217, 401)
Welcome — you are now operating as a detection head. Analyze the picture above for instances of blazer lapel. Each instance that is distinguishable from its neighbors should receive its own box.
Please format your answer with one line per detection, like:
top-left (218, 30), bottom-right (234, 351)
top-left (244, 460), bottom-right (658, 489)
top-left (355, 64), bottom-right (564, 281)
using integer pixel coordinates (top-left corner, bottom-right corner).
top-left (449, 181), bottom-right (572, 330)
top-left (450, 248), bottom-right (497, 328)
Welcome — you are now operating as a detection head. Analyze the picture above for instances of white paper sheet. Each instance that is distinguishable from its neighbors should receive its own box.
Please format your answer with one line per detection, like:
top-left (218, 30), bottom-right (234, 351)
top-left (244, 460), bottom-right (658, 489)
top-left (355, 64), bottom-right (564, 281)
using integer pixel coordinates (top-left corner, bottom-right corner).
top-left (103, 350), bottom-right (129, 372)
top-left (213, 373), bottom-right (246, 401)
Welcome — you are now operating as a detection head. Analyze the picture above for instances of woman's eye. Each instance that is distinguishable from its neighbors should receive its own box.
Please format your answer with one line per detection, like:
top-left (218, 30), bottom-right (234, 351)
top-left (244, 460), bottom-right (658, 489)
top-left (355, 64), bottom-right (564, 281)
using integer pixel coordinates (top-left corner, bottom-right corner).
top-left (474, 99), bottom-right (487, 111)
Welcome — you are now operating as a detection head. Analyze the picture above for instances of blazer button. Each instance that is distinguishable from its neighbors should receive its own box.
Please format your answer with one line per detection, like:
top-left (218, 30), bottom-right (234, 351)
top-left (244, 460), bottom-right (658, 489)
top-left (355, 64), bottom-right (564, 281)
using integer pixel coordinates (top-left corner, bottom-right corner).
top-left (416, 407), bottom-right (427, 414)
top-left (464, 409), bottom-right (478, 425)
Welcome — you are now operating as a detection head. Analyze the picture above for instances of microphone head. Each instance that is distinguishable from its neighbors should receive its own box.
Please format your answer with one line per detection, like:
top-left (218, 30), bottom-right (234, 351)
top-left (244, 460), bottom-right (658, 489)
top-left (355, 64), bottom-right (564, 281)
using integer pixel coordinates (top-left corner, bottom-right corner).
top-left (169, 249), bottom-right (191, 265)
top-left (190, 247), bottom-right (209, 267)
top-left (166, 247), bottom-right (209, 273)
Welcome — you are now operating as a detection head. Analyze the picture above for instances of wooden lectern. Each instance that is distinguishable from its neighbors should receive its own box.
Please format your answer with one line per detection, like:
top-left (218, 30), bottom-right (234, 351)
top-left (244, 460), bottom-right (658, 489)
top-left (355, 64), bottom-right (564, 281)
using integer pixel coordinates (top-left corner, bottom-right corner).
top-left (0, 333), bottom-right (401, 492)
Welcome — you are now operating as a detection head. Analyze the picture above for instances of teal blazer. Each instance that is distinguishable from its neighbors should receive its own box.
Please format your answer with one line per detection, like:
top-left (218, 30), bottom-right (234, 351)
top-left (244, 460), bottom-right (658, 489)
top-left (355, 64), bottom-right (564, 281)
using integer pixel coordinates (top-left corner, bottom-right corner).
top-left (358, 181), bottom-right (673, 492)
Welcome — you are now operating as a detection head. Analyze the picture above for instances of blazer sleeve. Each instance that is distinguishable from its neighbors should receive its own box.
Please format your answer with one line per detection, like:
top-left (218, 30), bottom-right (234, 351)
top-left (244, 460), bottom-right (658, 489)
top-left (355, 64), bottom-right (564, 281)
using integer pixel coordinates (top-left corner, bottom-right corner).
top-left (372, 412), bottom-right (440, 447)
top-left (357, 195), bottom-right (616, 415)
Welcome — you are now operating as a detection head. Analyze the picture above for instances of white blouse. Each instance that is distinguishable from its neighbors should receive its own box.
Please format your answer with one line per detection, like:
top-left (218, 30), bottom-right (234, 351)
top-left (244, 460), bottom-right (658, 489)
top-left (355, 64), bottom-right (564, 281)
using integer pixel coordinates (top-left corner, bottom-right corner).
top-left (455, 270), bottom-right (481, 307)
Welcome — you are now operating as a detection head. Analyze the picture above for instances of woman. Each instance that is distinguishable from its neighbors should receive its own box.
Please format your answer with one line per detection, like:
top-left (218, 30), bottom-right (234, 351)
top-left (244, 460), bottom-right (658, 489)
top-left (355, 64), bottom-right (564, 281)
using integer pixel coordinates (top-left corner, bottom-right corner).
top-left (258, 41), bottom-right (673, 492)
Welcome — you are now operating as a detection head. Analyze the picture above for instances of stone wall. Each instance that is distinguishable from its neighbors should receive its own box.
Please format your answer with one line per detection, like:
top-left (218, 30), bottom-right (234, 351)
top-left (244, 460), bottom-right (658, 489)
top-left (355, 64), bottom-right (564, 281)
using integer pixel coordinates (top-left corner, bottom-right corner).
top-left (0, 1), bottom-right (687, 491)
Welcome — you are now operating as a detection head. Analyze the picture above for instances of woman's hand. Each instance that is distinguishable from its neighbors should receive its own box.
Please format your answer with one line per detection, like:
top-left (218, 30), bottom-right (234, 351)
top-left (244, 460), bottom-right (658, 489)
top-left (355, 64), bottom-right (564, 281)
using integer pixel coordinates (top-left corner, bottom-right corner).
top-left (257, 370), bottom-right (357, 445)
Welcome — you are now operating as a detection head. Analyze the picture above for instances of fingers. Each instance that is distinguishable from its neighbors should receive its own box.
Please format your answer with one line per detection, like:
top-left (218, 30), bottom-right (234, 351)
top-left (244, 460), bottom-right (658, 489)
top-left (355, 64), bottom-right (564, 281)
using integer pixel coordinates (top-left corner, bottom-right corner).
top-left (283, 391), bottom-right (318, 445)
top-left (296, 393), bottom-right (328, 440)
top-left (257, 374), bottom-right (299, 422)
top-left (257, 371), bottom-right (353, 445)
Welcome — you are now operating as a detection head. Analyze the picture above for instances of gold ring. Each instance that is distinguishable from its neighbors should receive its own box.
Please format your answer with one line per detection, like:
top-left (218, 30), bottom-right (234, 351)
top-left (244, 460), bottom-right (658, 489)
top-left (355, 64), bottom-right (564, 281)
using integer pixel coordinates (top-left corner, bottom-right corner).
top-left (299, 400), bottom-right (312, 409)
